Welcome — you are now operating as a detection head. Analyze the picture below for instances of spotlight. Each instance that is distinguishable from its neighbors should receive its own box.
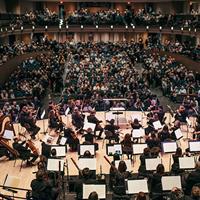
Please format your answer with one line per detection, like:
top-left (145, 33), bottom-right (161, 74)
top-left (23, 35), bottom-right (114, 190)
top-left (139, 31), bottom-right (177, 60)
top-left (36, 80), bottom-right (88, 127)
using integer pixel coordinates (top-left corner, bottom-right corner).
top-left (146, 26), bottom-right (149, 30)
top-left (66, 25), bottom-right (69, 29)
top-left (11, 27), bottom-right (14, 31)
top-left (189, 28), bottom-right (191, 32)
top-left (132, 25), bottom-right (135, 29)
top-left (81, 25), bottom-right (83, 29)
top-left (45, 25), bottom-right (48, 30)
top-left (96, 25), bottom-right (98, 29)
top-left (171, 27), bottom-right (173, 31)
top-left (32, 26), bottom-right (35, 30)
top-left (59, 25), bottom-right (62, 30)
top-left (181, 27), bottom-right (183, 31)
top-left (125, 25), bottom-right (128, 29)
top-left (194, 28), bottom-right (197, 33)
top-left (159, 26), bottom-right (162, 30)
top-left (110, 25), bottom-right (113, 29)
top-left (21, 26), bottom-right (23, 31)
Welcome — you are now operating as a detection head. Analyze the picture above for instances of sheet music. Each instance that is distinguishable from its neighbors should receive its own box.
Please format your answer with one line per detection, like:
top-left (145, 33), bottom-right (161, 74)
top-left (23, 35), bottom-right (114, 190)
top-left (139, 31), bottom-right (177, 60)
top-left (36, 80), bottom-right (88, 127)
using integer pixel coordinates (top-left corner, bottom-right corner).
top-left (3, 130), bottom-right (14, 140)
top-left (162, 142), bottom-right (177, 153)
top-left (189, 141), bottom-right (200, 152)
top-left (132, 128), bottom-right (145, 138)
top-left (153, 120), bottom-right (163, 130)
top-left (179, 157), bottom-right (195, 169)
top-left (83, 122), bottom-right (96, 131)
top-left (80, 145), bottom-right (95, 156)
top-left (106, 113), bottom-right (115, 121)
top-left (131, 113), bottom-right (142, 122)
top-left (110, 107), bottom-right (125, 111)
top-left (83, 184), bottom-right (106, 199)
top-left (174, 129), bottom-right (183, 140)
top-left (127, 179), bottom-right (148, 194)
top-left (50, 146), bottom-right (66, 157)
top-left (114, 144), bottom-right (122, 155)
top-left (78, 158), bottom-right (96, 170)
top-left (47, 159), bottom-right (64, 171)
top-left (145, 158), bottom-right (162, 171)
top-left (115, 160), bottom-right (132, 171)
top-left (4, 175), bottom-right (20, 188)
top-left (41, 110), bottom-right (45, 119)
top-left (65, 107), bottom-right (70, 116)
top-left (161, 176), bottom-right (182, 191)
top-left (107, 144), bottom-right (122, 155)
top-left (132, 143), bottom-right (147, 154)
top-left (59, 137), bottom-right (67, 145)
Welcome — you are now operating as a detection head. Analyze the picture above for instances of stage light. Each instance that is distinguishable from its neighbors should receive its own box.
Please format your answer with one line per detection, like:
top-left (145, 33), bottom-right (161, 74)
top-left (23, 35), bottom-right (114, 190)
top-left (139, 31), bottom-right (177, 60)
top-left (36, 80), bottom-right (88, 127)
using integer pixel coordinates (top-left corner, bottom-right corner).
top-left (45, 25), bottom-right (48, 30)
top-left (1, 28), bottom-right (3, 32)
top-left (159, 26), bottom-right (162, 30)
top-left (171, 27), bottom-right (173, 31)
top-left (59, 25), bottom-right (62, 30)
top-left (32, 26), bottom-right (35, 30)
top-left (12, 27), bottom-right (14, 31)
top-left (81, 25), bottom-right (83, 29)
top-left (181, 27), bottom-right (183, 31)
top-left (194, 28), bottom-right (197, 32)
top-left (125, 25), bottom-right (128, 29)
top-left (96, 25), bottom-right (98, 29)
top-left (110, 25), bottom-right (113, 29)
top-left (189, 28), bottom-right (191, 32)
top-left (146, 26), bottom-right (149, 30)
top-left (21, 26), bottom-right (23, 31)
top-left (132, 25), bottom-right (135, 29)
top-left (66, 25), bottom-right (68, 29)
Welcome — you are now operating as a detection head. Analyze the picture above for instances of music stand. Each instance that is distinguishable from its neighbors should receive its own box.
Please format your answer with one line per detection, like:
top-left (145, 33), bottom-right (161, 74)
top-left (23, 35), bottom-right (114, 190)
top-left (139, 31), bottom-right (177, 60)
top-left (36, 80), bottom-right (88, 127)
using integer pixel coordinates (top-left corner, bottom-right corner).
top-left (79, 144), bottom-right (95, 156)
top-left (179, 157), bottom-right (195, 170)
top-left (112, 109), bottom-right (124, 127)
top-left (3, 174), bottom-right (19, 199)
top-left (145, 158), bottom-right (162, 171)
top-left (161, 176), bottom-right (182, 191)
top-left (126, 179), bottom-right (149, 194)
top-left (188, 141), bottom-right (200, 153)
top-left (83, 184), bottom-right (106, 199)
top-left (78, 158), bottom-right (96, 170)
top-left (50, 145), bottom-right (67, 157)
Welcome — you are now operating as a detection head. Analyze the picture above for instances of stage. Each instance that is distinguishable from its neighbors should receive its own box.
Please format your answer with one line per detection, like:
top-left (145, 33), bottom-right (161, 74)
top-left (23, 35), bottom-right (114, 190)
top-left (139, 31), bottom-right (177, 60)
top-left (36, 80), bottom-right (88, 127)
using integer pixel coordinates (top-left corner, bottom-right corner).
top-left (0, 111), bottom-right (198, 199)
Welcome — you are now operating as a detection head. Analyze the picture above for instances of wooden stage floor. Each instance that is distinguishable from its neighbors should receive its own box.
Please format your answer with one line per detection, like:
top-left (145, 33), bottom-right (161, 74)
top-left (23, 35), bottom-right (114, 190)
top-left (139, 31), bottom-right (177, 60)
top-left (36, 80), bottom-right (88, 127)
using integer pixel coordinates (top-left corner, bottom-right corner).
top-left (0, 111), bottom-right (197, 198)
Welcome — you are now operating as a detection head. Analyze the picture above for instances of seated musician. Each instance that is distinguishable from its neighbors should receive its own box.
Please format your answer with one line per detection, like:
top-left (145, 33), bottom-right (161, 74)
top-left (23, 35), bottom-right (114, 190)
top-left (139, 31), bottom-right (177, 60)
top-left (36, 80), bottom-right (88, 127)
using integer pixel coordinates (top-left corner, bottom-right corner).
top-left (171, 147), bottom-right (184, 175)
top-left (74, 167), bottom-right (97, 200)
top-left (110, 160), bottom-right (131, 196)
top-left (131, 118), bottom-right (142, 129)
top-left (121, 133), bottom-right (134, 160)
top-left (145, 112), bottom-right (156, 135)
top-left (71, 107), bottom-right (84, 133)
top-left (82, 128), bottom-right (98, 151)
top-left (31, 170), bottom-right (59, 200)
top-left (13, 137), bottom-right (38, 165)
top-left (150, 164), bottom-right (166, 199)
top-left (63, 128), bottom-right (80, 152)
top-left (158, 125), bottom-right (171, 142)
top-left (48, 110), bottom-right (63, 133)
top-left (146, 132), bottom-right (161, 150)
top-left (19, 106), bottom-right (40, 139)
top-left (193, 115), bottom-right (200, 140)
top-left (104, 119), bottom-right (120, 143)
top-left (87, 110), bottom-right (103, 139)
top-left (170, 120), bottom-right (181, 141)
top-left (88, 191), bottom-right (98, 200)
top-left (174, 105), bottom-right (188, 123)
top-left (138, 147), bottom-right (151, 175)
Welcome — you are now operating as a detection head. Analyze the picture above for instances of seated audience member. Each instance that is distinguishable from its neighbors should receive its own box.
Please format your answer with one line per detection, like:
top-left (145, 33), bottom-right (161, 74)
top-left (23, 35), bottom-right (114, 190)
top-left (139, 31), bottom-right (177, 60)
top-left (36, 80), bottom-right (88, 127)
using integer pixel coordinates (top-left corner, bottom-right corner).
top-left (185, 162), bottom-right (200, 195)
top-left (87, 110), bottom-right (103, 139)
top-left (104, 119), bottom-right (120, 143)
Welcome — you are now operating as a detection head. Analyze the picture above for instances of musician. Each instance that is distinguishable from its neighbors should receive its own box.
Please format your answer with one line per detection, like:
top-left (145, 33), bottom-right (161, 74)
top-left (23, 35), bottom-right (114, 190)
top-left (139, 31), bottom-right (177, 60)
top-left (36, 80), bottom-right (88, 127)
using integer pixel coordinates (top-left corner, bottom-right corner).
top-left (31, 170), bottom-right (59, 200)
top-left (158, 125), bottom-right (171, 142)
top-left (111, 160), bottom-right (131, 196)
top-left (104, 119), bottom-right (120, 143)
top-left (174, 105), bottom-right (188, 123)
top-left (48, 110), bottom-right (63, 132)
top-left (131, 118), bottom-right (142, 129)
top-left (87, 110), bottom-right (103, 139)
top-left (64, 128), bottom-right (80, 152)
top-left (121, 133), bottom-right (134, 160)
top-left (185, 162), bottom-right (200, 195)
top-left (138, 147), bottom-right (151, 175)
top-left (71, 107), bottom-right (84, 133)
top-left (19, 106), bottom-right (40, 139)
top-left (13, 137), bottom-right (38, 165)
top-left (145, 112), bottom-right (156, 135)
top-left (170, 120), bottom-right (181, 141)
top-left (171, 147), bottom-right (184, 175)
top-left (88, 191), bottom-right (98, 200)
top-left (0, 142), bottom-right (11, 161)
top-left (193, 116), bottom-right (200, 140)
top-left (150, 164), bottom-right (166, 199)
top-left (82, 128), bottom-right (98, 151)
top-left (146, 133), bottom-right (161, 150)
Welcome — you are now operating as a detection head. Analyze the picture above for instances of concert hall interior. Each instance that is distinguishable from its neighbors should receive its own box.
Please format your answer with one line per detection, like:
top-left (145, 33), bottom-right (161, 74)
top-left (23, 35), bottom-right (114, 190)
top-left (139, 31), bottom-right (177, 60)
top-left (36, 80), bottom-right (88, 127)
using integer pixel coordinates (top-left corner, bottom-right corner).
top-left (0, 0), bottom-right (200, 199)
